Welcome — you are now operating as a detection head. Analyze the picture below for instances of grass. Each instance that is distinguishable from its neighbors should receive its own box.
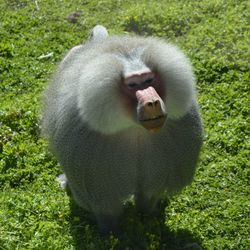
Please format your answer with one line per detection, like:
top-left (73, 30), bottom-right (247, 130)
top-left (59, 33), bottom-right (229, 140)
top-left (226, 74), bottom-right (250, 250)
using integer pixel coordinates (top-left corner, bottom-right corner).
top-left (0, 0), bottom-right (249, 249)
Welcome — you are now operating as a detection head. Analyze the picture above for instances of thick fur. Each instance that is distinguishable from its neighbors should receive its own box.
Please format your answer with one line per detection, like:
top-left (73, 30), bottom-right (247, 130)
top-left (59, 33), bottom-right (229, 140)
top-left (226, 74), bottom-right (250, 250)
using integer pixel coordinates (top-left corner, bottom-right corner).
top-left (42, 26), bottom-right (203, 232)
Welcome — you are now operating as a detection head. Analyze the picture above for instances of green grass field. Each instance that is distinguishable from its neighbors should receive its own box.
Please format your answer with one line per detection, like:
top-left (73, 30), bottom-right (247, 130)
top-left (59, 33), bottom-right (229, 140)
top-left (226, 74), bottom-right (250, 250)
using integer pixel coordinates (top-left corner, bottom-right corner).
top-left (0, 0), bottom-right (249, 249)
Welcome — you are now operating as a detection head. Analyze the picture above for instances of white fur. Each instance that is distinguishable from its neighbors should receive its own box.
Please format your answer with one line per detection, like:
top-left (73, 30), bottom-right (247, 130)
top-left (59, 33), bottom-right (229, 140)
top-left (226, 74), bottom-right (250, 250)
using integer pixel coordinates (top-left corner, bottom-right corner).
top-left (91, 25), bottom-right (109, 41)
top-left (56, 174), bottom-right (67, 189)
top-left (142, 39), bottom-right (196, 120)
top-left (77, 54), bottom-right (138, 134)
top-left (42, 29), bottom-right (203, 232)
top-left (61, 36), bottom-right (196, 135)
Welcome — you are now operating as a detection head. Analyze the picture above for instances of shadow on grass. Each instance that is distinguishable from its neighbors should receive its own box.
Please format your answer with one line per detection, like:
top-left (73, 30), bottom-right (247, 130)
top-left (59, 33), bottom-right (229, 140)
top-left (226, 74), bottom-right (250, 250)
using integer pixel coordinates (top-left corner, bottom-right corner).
top-left (68, 197), bottom-right (203, 250)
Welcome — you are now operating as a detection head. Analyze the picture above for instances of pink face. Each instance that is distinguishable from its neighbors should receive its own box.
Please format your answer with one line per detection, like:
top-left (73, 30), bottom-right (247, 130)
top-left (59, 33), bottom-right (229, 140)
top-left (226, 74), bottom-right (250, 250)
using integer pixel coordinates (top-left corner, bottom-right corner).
top-left (121, 69), bottom-right (167, 132)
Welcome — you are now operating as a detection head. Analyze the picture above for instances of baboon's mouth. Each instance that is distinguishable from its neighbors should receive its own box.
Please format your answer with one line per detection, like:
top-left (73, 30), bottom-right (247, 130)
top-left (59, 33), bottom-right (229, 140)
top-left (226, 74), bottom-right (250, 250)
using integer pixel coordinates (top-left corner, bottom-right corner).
top-left (139, 115), bottom-right (167, 132)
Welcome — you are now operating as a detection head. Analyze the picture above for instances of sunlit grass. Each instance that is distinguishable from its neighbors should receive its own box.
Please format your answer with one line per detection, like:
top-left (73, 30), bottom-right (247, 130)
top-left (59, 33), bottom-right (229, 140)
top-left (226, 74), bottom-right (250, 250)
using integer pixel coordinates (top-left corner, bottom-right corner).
top-left (0, 0), bottom-right (249, 249)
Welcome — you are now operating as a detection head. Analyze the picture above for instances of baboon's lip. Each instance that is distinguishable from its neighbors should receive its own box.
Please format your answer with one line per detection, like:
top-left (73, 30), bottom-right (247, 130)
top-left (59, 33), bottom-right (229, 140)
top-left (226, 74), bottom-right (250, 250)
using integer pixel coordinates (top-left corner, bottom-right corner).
top-left (140, 114), bottom-right (165, 122)
top-left (139, 115), bottom-right (167, 132)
